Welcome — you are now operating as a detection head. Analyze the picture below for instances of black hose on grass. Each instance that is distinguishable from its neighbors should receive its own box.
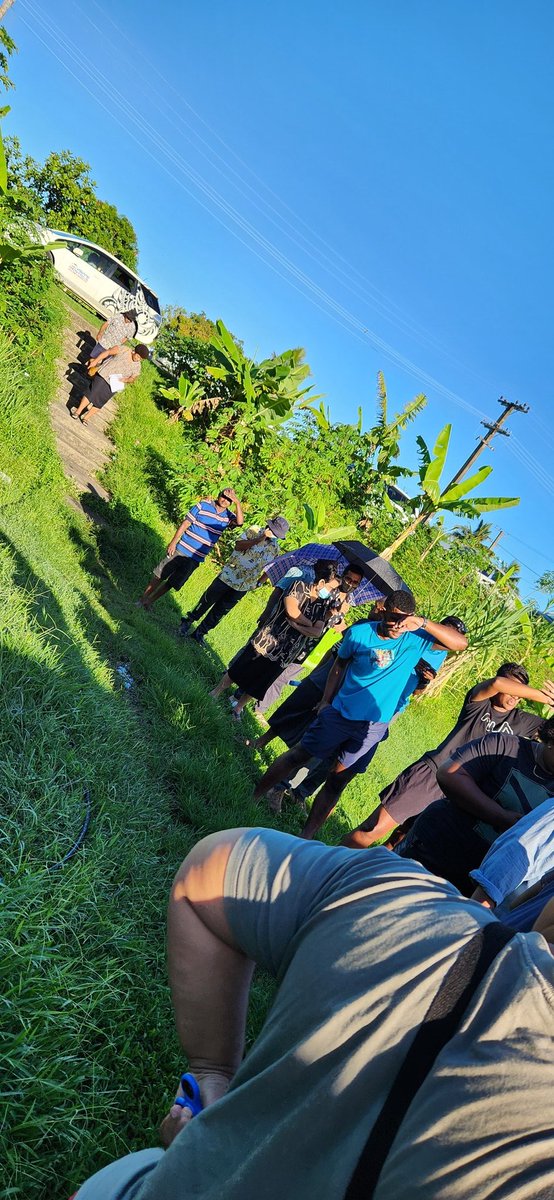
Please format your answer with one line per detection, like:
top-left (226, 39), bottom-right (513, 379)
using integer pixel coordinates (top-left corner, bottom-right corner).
top-left (47, 788), bottom-right (92, 871)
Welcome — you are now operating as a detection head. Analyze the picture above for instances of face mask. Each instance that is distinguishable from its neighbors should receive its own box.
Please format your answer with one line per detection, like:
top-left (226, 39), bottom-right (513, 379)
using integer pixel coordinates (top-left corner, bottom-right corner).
top-left (318, 587), bottom-right (331, 599)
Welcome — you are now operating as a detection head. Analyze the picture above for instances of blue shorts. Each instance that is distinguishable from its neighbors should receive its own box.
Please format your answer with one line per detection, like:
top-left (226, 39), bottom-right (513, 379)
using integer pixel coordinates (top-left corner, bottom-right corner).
top-left (301, 706), bottom-right (388, 774)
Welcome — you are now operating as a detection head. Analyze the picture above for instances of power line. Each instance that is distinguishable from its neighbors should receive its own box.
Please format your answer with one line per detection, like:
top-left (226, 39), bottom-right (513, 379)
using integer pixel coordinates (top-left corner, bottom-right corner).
top-left (19, 1), bottom-right (492, 421)
top-left (16, 0), bottom-right (553, 513)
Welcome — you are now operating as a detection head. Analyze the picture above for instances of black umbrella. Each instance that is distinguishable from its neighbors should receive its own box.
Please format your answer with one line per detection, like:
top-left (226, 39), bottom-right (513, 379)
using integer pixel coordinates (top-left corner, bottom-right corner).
top-left (333, 540), bottom-right (410, 599)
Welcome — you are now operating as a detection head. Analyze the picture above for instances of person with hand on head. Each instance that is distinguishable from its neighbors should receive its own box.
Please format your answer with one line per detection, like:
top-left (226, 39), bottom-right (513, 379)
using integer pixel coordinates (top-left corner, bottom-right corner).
top-left (137, 488), bottom-right (244, 611)
top-left (209, 559), bottom-right (340, 718)
top-left (396, 713), bottom-right (554, 895)
top-left (69, 825), bottom-right (554, 1200)
top-left (179, 516), bottom-right (289, 645)
top-left (343, 659), bottom-right (547, 850)
top-left (70, 343), bottom-right (149, 428)
top-left (254, 591), bottom-right (468, 838)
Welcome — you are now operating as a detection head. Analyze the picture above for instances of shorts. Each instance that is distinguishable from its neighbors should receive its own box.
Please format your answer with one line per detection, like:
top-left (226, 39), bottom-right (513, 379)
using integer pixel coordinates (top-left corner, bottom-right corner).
top-left (89, 340), bottom-right (105, 359)
top-left (375, 756), bottom-right (441, 825)
top-left (87, 374), bottom-right (112, 409)
top-left (153, 553), bottom-right (200, 591)
top-left (301, 706), bottom-right (388, 773)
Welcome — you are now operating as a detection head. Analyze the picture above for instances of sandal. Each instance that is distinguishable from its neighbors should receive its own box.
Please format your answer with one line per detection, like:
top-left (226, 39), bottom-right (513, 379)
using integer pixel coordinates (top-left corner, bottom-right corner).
top-left (70, 408), bottom-right (79, 419)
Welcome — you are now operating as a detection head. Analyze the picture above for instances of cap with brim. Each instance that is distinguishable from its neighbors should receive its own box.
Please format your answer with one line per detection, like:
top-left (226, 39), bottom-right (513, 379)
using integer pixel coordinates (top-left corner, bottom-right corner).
top-left (266, 516), bottom-right (289, 540)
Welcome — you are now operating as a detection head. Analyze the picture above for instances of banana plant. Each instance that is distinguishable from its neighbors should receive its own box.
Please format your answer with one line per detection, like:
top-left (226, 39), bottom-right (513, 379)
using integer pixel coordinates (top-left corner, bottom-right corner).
top-left (204, 320), bottom-right (323, 453)
top-left (380, 423), bottom-right (519, 559)
top-left (158, 374), bottom-right (219, 423)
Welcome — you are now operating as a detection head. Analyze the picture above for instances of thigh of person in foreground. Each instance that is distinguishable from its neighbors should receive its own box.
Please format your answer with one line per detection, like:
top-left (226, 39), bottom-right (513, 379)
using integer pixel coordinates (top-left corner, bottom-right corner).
top-left (72, 1149), bottom-right (164, 1199)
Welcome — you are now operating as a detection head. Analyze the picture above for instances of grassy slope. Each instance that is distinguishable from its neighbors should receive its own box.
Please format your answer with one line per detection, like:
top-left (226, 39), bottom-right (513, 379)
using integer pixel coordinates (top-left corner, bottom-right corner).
top-left (2, 294), bottom-right (544, 1197)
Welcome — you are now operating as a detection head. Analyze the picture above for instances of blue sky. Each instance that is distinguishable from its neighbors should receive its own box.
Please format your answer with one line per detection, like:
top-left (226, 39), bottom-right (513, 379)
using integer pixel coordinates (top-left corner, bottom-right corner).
top-left (5, 0), bottom-right (554, 602)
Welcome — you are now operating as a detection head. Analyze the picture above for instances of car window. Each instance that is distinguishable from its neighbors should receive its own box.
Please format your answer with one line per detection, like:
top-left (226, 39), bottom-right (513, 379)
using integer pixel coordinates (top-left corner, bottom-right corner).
top-left (71, 243), bottom-right (114, 274)
top-left (109, 263), bottom-right (138, 294)
top-left (140, 285), bottom-right (161, 314)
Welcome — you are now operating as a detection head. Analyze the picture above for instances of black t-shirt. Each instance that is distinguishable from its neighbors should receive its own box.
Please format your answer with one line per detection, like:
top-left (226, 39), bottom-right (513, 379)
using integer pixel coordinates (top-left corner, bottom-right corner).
top-left (451, 732), bottom-right (554, 846)
top-left (425, 685), bottom-right (543, 769)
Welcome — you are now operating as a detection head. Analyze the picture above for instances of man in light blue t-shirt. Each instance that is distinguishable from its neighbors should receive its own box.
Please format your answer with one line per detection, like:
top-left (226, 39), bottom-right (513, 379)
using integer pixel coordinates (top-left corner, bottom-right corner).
top-left (254, 589), bottom-right (467, 838)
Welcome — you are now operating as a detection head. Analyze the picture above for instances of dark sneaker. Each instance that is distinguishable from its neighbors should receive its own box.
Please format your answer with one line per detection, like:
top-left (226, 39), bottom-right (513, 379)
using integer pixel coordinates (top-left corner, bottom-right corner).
top-left (179, 618), bottom-right (191, 637)
top-left (191, 630), bottom-right (205, 645)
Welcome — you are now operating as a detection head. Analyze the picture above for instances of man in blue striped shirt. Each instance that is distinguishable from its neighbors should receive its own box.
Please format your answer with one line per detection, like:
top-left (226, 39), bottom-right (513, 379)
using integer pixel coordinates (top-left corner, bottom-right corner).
top-left (138, 488), bottom-right (244, 610)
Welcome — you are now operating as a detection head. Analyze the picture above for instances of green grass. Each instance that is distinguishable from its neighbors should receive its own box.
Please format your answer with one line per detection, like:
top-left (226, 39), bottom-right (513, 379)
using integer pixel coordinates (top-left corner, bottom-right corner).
top-left (0, 288), bottom-right (544, 1198)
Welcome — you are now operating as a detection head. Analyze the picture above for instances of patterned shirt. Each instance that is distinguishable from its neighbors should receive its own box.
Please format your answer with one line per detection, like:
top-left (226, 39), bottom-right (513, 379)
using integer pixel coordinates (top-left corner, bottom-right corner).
top-left (219, 526), bottom-right (278, 592)
top-left (97, 347), bottom-right (141, 386)
top-left (101, 314), bottom-right (135, 349)
top-left (251, 580), bottom-right (334, 667)
top-left (177, 499), bottom-right (236, 561)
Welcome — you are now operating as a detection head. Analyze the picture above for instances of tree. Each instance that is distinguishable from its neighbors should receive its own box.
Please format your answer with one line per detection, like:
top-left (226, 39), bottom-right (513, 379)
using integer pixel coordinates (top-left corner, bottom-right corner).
top-left (161, 306), bottom-right (220, 343)
top-left (5, 141), bottom-right (138, 268)
top-left (537, 571), bottom-right (554, 608)
top-left (362, 372), bottom-right (426, 505)
top-left (0, 24), bottom-right (16, 95)
top-left (451, 519), bottom-right (494, 549)
top-left (380, 423), bottom-right (519, 560)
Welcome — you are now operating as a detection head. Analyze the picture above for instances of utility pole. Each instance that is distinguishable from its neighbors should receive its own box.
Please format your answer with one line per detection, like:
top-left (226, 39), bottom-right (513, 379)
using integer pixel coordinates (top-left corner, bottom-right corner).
top-left (442, 396), bottom-right (530, 493)
top-left (0, 0), bottom-right (16, 22)
top-left (488, 530), bottom-right (504, 554)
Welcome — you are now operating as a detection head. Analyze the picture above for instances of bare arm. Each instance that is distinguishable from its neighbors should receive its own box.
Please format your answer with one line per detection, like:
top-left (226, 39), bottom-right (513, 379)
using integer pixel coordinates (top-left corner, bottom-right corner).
top-left (470, 675), bottom-right (554, 707)
top-left (234, 533), bottom-right (266, 551)
top-left (405, 615), bottom-right (468, 651)
top-left (283, 592), bottom-right (325, 637)
top-left (319, 656), bottom-right (350, 709)
top-left (161, 829), bottom-right (255, 1146)
top-left (436, 759), bottom-right (519, 832)
top-left (167, 516), bottom-right (192, 556)
top-left (92, 344), bottom-right (122, 365)
top-left (225, 489), bottom-right (244, 527)
top-left (95, 320), bottom-right (108, 341)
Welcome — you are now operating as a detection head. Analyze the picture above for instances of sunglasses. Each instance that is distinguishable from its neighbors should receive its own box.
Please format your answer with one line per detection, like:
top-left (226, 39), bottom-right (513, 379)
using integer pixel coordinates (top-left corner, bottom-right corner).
top-left (384, 611), bottom-right (410, 624)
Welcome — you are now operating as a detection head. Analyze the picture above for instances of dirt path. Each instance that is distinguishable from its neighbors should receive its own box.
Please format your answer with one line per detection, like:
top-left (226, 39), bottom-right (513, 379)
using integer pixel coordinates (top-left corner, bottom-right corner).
top-left (50, 303), bottom-right (119, 506)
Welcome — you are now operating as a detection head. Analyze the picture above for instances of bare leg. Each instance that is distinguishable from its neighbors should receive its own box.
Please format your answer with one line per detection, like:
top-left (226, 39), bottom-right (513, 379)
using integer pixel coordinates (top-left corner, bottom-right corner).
top-left (210, 672), bottom-right (233, 700)
top-left (233, 692), bottom-right (253, 715)
top-left (300, 765), bottom-right (348, 840)
top-left (246, 728), bottom-right (277, 751)
top-left (81, 405), bottom-right (95, 424)
top-left (253, 745), bottom-right (310, 801)
top-left (341, 804), bottom-right (398, 849)
top-left (139, 573), bottom-right (171, 604)
top-left (72, 395), bottom-right (91, 417)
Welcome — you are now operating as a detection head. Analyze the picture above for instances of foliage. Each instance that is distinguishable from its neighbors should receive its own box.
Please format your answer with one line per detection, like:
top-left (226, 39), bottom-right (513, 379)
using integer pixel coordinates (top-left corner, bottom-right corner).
top-left (160, 305), bottom-right (220, 342)
top-left (2, 284), bottom-right (549, 1194)
top-left (362, 371), bottom-right (426, 511)
top-left (381, 423), bottom-right (520, 559)
top-left (0, 23), bottom-right (16, 94)
top-left (0, 117), bottom-right (64, 342)
top-left (537, 570), bottom-right (554, 607)
top-left (5, 138), bottom-right (139, 268)
top-left (158, 373), bottom-right (218, 423)
top-left (152, 318), bottom-right (325, 464)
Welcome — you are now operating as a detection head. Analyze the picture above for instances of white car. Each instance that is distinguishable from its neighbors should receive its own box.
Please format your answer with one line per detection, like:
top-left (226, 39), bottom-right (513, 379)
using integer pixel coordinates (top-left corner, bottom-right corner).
top-left (43, 230), bottom-right (162, 345)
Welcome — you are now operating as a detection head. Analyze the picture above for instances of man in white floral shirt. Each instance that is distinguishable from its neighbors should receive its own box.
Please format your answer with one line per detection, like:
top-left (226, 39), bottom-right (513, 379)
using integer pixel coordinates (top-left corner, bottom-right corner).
top-left (179, 516), bottom-right (289, 644)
